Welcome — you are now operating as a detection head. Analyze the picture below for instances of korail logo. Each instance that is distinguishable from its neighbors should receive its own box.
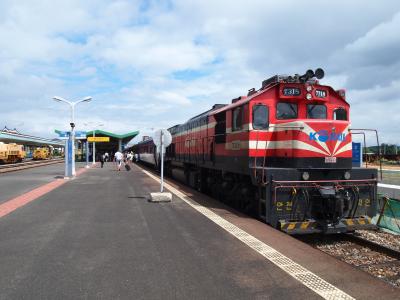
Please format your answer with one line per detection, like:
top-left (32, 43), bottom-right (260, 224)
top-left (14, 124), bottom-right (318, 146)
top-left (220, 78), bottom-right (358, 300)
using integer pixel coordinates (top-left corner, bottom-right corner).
top-left (309, 130), bottom-right (346, 142)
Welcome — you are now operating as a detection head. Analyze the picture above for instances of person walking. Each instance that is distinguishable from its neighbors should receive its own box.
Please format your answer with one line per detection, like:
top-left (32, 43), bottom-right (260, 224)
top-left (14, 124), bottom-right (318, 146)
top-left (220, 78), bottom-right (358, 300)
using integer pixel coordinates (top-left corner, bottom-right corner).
top-left (114, 150), bottom-right (124, 171)
top-left (127, 151), bottom-right (133, 165)
top-left (104, 152), bottom-right (109, 162)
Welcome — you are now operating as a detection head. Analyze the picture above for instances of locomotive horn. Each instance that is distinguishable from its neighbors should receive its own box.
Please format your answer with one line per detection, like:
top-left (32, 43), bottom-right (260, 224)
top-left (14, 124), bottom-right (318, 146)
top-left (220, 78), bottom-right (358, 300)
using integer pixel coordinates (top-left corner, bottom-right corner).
top-left (315, 68), bottom-right (325, 79)
top-left (299, 69), bottom-right (315, 82)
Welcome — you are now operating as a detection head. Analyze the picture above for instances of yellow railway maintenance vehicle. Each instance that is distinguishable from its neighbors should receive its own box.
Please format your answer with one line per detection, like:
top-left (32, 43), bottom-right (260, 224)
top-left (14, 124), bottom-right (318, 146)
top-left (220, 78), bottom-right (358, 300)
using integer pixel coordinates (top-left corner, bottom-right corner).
top-left (0, 142), bottom-right (26, 164)
top-left (33, 147), bottom-right (52, 160)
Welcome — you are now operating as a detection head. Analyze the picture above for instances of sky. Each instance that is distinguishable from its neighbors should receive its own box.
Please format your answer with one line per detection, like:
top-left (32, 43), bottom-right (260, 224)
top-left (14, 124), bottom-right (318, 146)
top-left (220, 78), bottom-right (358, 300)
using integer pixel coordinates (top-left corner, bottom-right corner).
top-left (1, 0), bottom-right (400, 145)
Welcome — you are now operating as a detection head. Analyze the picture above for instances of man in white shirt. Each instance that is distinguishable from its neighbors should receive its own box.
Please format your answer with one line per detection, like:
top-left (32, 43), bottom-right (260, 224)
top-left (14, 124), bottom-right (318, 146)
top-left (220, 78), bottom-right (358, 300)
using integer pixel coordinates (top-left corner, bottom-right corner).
top-left (114, 151), bottom-right (124, 171)
top-left (126, 151), bottom-right (133, 165)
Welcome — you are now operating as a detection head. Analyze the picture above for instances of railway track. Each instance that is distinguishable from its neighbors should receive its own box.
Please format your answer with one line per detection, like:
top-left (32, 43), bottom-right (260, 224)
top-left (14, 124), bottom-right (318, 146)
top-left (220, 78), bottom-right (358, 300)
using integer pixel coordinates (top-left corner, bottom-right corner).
top-left (298, 231), bottom-right (400, 287)
top-left (0, 158), bottom-right (64, 173)
top-left (344, 233), bottom-right (400, 260)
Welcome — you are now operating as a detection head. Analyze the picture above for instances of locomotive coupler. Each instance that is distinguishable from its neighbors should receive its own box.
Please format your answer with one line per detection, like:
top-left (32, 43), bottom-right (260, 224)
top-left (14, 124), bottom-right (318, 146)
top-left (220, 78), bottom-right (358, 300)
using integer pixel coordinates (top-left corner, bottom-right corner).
top-left (315, 186), bottom-right (349, 232)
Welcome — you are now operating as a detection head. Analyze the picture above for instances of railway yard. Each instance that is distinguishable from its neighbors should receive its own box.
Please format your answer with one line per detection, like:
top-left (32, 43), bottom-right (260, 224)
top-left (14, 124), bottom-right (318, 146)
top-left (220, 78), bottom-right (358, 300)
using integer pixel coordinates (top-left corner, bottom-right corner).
top-left (4, 0), bottom-right (400, 298)
top-left (1, 71), bottom-right (399, 298)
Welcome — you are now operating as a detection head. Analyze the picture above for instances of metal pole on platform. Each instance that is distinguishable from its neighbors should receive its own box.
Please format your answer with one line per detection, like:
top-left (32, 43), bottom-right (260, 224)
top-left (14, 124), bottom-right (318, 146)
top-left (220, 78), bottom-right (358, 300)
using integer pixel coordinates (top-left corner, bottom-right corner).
top-left (160, 130), bottom-right (164, 193)
top-left (85, 141), bottom-right (89, 168)
top-left (92, 130), bottom-right (96, 165)
top-left (70, 106), bottom-right (76, 176)
top-left (64, 139), bottom-right (69, 178)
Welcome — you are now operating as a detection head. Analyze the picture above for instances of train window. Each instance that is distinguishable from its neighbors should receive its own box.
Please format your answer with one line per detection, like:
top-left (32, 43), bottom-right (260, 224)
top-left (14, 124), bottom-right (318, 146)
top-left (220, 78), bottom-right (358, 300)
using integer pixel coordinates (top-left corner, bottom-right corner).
top-left (232, 107), bottom-right (243, 131)
top-left (277, 102), bottom-right (297, 119)
top-left (307, 104), bottom-right (327, 119)
top-left (252, 105), bottom-right (269, 130)
top-left (334, 108), bottom-right (347, 120)
top-left (215, 112), bottom-right (226, 144)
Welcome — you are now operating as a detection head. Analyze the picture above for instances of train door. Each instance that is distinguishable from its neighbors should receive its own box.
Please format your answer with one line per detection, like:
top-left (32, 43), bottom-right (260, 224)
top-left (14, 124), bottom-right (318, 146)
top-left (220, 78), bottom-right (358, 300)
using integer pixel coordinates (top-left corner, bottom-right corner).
top-left (213, 112), bottom-right (226, 163)
top-left (188, 123), bottom-right (192, 162)
top-left (201, 117), bottom-right (207, 163)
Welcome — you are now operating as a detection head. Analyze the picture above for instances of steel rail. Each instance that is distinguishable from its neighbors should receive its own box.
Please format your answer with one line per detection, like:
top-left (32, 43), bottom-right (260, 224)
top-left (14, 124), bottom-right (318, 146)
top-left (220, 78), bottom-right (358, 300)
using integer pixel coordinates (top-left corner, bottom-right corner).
top-left (344, 233), bottom-right (400, 260)
top-left (0, 158), bottom-right (63, 172)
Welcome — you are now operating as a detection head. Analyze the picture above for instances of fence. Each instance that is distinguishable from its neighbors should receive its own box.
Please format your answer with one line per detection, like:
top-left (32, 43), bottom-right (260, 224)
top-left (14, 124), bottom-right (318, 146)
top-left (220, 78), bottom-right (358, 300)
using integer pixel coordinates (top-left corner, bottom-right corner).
top-left (377, 196), bottom-right (400, 234)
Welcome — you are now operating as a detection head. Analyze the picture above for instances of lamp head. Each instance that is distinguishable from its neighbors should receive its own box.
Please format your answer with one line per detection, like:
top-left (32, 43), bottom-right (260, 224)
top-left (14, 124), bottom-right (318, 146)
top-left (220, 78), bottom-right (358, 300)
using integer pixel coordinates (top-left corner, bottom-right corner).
top-left (82, 96), bottom-right (92, 103)
top-left (53, 96), bottom-right (65, 102)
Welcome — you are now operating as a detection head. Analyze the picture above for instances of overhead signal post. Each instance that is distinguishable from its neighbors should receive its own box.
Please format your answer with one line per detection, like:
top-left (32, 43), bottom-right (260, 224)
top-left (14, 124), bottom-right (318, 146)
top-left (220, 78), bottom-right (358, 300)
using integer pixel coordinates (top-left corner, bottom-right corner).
top-left (53, 96), bottom-right (92, 178)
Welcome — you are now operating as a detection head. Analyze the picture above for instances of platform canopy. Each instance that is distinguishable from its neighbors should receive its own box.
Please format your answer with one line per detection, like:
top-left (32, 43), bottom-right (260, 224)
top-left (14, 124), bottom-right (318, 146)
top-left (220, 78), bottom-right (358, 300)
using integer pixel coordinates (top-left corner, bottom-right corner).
top-left (86, 130), bottom-right (139, 153)
top-left (85, 130), bottom-right (139, 145)
top-left (54, 129), bottom-right (139, 154)
top-left (1, 127), bottom-right (64, 147)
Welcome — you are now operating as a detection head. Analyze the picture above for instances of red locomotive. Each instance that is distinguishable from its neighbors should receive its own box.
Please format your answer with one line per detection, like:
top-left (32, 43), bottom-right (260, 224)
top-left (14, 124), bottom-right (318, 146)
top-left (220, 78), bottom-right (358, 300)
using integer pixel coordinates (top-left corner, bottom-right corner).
top-left (134, 69), bottom-right (377, 234)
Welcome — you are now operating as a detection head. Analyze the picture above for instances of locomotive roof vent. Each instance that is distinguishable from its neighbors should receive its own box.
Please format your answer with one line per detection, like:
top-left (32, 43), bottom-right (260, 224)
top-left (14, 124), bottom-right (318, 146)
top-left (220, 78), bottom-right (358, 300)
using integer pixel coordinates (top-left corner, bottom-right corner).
top-left (261, 68), bottom-right (325, 89)
top-left (231, 96), bottom-right (246, 103)
top-left (247, 88), bottom-right (257, 96)
top-left (212, 104), bottom-right (227, 110)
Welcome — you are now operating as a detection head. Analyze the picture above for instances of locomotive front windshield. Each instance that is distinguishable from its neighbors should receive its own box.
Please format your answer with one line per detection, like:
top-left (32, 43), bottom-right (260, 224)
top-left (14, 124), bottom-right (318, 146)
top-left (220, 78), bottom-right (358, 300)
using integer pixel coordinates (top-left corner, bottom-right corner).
top-left (277, 102), bottom-right (298, 119)
top-left (307, 104), bottom-right (327, 119)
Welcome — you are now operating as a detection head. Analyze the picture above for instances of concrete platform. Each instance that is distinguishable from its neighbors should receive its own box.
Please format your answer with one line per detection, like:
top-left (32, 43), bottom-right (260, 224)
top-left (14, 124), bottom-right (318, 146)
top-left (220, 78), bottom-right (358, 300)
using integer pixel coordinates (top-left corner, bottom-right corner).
top-left (378, 183), bottom-right (400, 199)
top-left (0, 162), bottom-right (398, 299)
top-left (0, 162), bottom-right (87, 205)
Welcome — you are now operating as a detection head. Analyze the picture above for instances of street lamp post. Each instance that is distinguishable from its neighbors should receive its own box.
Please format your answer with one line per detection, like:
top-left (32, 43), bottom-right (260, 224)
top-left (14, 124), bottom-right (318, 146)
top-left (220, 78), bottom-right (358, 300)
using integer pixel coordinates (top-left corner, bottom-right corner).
top-left (53, 96), bottom-right (92, 178)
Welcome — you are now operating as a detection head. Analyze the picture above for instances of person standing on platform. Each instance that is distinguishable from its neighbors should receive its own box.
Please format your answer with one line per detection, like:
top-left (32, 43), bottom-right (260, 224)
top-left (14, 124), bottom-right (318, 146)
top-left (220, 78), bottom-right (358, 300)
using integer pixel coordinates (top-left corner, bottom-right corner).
top-left (104, 152), bottom-right (109, 162)
top-left (100, 153), bottom-right (105, 168)
top-left (114, 150), bottom-right (124, 171)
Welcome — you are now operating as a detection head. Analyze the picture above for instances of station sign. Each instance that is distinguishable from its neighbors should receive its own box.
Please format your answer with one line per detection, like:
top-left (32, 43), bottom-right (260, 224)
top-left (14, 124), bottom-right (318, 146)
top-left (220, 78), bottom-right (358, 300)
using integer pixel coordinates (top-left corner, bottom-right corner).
top-left (87, 136), bottom-right (110, 142)
top-left (75, 131), bottom-right (87, 139)
top-left (57, 131), bottom-right (87, 140)
top-left (57, 131), bottom-right (70, 140)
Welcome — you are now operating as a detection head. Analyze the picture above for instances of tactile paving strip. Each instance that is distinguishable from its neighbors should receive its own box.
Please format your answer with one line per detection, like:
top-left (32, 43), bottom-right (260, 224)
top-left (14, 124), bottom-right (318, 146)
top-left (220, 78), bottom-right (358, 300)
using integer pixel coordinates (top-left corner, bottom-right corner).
top-left (142, 169), bottom-right (354, 300)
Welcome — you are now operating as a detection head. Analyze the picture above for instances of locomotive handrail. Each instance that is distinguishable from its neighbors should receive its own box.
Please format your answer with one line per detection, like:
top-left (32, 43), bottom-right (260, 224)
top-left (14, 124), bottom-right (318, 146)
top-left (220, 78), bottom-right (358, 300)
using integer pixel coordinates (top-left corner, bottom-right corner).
top-left (349, 128), bottom-right (382, 180)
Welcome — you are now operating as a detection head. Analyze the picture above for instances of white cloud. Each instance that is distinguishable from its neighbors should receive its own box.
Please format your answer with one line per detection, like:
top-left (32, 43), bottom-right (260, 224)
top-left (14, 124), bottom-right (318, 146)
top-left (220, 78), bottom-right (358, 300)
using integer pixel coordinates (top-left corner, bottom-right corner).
top-left (345, 11), bottom-right (400, 56)
top-left (79, 67), bottom-right (97, 76)
top-left (93, 28), bottom-right (215, 74)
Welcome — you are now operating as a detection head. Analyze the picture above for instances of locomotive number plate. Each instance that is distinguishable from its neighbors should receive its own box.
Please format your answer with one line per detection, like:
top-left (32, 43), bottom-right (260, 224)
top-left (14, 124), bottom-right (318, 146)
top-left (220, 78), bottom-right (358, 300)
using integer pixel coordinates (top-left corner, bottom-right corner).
top-left (325, 157), bottom-right (337, 163)
top-left (315, 89), bottom-right (327, 98)
top-left (282, 87), bottom-right (301, 96)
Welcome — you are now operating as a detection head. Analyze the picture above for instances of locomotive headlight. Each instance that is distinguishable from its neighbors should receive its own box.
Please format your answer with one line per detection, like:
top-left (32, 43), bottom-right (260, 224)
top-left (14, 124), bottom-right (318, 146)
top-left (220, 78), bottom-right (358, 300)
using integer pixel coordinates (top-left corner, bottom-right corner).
top-left (306, 85), bottom-right (312, 92)
top-left (302, 171), bottom-right (310, 181)
top-left (306, 93), bottom-right (312, 100)
top-left (344, 171), bottom-right (351, 180)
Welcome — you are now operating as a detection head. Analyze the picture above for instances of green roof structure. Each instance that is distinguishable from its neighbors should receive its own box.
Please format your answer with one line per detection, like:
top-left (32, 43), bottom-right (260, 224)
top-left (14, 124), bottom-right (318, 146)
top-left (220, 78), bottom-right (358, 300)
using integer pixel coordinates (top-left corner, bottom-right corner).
top-left (54, 129), bottom-right (140, 153)
top-left (85, 130), bottom-right (139, 145)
